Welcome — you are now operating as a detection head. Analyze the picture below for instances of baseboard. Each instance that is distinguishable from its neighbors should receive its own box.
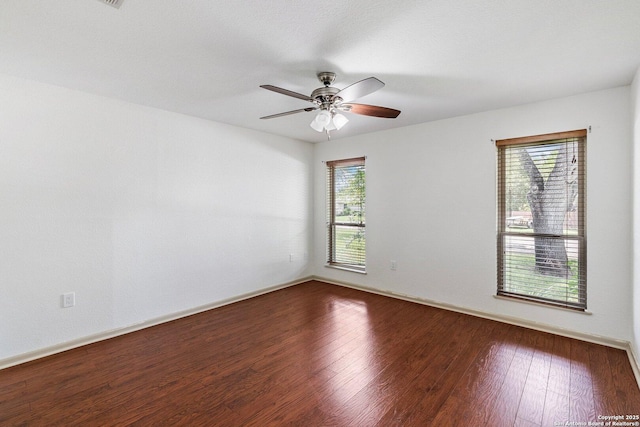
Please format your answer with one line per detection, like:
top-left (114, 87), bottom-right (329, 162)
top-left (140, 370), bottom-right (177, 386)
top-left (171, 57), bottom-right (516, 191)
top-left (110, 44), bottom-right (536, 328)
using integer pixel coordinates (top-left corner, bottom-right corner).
top-left (627, 343), bottom-right (640, 390)
top-left (312, 275), bottom-right (640, 389)
top-left (0, 276), bottom-right (312, 371)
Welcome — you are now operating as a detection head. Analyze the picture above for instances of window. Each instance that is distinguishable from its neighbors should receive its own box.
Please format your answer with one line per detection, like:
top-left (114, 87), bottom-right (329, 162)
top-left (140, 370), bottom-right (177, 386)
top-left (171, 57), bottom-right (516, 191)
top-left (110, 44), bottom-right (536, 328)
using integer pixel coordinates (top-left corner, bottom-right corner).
top-left (496, 130), bottom-right (586, 310)
top-left (326, 157), bottom-right (366, 272)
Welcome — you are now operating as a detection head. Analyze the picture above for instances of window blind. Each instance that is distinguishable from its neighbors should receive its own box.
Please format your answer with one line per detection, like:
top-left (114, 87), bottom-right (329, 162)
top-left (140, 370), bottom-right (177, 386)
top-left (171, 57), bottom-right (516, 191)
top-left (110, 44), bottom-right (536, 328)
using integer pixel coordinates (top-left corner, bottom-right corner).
top-left (326, 157), bottom-right (366, 271)
top-left (496, 130), bottom-right (586, 310)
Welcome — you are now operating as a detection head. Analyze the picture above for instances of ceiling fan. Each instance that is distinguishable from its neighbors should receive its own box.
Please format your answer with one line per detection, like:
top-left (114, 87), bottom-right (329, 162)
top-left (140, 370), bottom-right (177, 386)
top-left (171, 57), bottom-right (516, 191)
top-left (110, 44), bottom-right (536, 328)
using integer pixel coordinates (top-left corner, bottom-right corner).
top-left (260, 72), bottom-right (400, 135)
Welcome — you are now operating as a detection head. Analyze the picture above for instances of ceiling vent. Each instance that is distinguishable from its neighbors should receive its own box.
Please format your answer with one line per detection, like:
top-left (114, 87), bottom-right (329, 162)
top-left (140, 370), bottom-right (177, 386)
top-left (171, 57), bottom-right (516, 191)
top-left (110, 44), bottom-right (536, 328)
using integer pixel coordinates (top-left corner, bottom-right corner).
top-left (97, 0), bottom-right (124, 8)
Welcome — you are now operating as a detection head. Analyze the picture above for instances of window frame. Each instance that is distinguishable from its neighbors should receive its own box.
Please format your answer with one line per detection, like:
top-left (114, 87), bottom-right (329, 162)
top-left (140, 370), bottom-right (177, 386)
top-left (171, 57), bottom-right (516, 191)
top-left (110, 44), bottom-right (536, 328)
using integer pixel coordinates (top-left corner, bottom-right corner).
top-left (496, 129), bottom-right (587, 311)
top-left (326, 157), bottom-right (366, 273)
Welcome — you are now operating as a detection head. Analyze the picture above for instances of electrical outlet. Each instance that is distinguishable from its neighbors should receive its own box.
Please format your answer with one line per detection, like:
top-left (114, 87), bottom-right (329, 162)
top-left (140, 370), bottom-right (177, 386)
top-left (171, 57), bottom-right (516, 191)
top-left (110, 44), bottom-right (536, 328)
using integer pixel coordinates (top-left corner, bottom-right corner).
top-left (62, 292), bottom-right (75, 308)
top-left (289, 254), bottom-right (294, 262)
top-left (390, 260), bottom-right (397, 270)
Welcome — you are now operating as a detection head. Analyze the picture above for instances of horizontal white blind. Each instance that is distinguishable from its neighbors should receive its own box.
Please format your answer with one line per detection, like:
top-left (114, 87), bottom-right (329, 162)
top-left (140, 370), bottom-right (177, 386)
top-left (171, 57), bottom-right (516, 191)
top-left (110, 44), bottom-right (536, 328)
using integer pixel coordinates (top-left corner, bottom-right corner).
top-left (497, 130), bottom-right (586, 310)
top-left (327, 157), bottom-right (366, 270)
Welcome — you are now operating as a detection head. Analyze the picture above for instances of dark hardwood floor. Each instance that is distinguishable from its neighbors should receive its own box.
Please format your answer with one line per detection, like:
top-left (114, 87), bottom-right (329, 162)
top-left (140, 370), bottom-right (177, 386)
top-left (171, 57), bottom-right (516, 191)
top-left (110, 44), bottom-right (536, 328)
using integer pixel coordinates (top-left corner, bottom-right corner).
top-left (1, 280), bottom-right (639, 426)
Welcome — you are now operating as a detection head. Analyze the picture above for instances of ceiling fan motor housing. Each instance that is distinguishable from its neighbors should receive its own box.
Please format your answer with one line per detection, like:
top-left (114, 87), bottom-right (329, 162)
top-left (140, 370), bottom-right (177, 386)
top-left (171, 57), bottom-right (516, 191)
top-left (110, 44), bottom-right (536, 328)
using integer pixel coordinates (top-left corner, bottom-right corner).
top-left (310, 86), bottom-right (341, 110)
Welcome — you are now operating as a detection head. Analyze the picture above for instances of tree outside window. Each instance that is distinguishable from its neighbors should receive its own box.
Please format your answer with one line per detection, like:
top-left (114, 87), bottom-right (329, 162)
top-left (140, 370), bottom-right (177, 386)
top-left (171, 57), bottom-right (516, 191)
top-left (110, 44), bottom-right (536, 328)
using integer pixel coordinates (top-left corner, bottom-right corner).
top-left (497, 130), bottom-right (586, 310)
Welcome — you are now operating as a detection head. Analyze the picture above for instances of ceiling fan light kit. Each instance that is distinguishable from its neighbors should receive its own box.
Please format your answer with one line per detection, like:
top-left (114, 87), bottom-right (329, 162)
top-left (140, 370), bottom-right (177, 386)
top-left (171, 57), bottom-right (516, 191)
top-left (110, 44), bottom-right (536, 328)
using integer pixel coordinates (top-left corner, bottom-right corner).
top-left (310, 110), bottom-right (348, 133)
top-left (260, 72), bottom-right (400, 137)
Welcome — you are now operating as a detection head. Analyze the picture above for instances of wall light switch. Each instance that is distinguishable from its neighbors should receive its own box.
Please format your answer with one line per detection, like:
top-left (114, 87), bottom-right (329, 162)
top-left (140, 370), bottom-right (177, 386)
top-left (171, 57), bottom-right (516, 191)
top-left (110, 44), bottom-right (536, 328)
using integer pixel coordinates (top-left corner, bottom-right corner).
top-left (62, 292), bottom-right (75, 308)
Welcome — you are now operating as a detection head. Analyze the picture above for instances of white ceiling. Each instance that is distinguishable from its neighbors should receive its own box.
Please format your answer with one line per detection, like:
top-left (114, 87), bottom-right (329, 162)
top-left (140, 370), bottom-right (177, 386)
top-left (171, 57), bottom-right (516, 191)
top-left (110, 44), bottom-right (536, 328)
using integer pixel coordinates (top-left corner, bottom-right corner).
top-left (1, 0), bottom-right (639, 143)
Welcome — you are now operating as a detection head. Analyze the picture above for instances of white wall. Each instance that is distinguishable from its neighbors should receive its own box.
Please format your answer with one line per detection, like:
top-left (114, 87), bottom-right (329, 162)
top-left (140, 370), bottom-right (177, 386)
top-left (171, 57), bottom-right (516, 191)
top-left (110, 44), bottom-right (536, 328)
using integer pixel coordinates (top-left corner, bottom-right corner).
top-left (1, 72), bottom-right (634, 365)
top-left (632, 66), bottom-right (640, 359)
top-left (0, 74), bottom-right (313, 362)
top-left (314, 86), bottom-right (633, 342)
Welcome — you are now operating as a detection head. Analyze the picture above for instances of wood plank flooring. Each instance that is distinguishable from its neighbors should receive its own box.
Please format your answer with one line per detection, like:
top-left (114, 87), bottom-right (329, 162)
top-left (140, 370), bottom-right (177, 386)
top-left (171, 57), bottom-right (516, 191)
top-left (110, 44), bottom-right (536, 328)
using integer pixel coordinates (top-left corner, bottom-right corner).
top-left (1, 280), bottom-right (639, 426)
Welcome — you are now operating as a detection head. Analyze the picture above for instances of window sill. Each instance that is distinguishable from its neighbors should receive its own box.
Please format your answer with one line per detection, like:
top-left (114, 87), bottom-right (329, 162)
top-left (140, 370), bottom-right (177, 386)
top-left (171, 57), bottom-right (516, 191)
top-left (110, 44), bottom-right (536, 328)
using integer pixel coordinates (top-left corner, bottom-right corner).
top-left (325, 264), bottom-right (367, 274)
top-left (494, 294), bottom-right (592, 315)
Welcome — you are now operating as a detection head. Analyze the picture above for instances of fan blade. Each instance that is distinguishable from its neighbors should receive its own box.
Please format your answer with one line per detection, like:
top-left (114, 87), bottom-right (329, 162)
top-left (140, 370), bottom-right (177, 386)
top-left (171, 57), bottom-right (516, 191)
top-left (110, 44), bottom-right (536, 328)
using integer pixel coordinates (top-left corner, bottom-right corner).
top-left (340, 103), bottom-right (401, 118)
top-left (260, 85), bottom-right (314, 102)
top-left (260, 107), bottom-right (317, 120)
top-left (334, 77), bottom-right (384, 102)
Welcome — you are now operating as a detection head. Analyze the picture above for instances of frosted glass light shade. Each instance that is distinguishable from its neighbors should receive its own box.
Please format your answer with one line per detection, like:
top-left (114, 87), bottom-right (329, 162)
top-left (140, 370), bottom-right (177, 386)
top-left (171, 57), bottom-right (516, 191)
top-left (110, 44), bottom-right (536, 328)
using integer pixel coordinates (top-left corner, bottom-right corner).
top-left (310, 116), bottom-right (324, 132)
top-left (316, 110), bottom-right (331, 127)
top-left (325, 119), bottom-right (337, 131)
top-left (332, 113), bottom-right (348, 130)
